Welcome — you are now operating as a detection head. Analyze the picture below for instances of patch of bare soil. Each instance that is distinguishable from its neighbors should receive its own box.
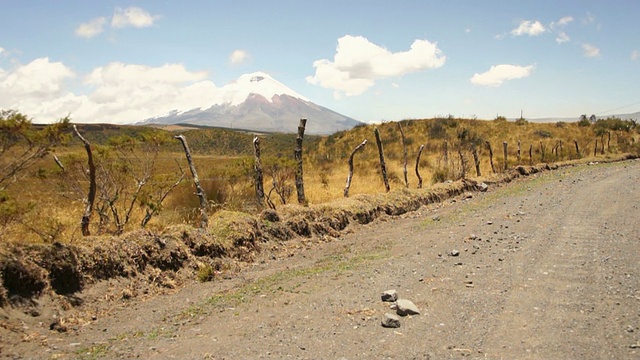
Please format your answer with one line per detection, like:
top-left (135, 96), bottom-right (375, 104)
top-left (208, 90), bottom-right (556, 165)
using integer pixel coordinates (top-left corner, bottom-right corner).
top-left (2, 160), bottom-right (640, 359)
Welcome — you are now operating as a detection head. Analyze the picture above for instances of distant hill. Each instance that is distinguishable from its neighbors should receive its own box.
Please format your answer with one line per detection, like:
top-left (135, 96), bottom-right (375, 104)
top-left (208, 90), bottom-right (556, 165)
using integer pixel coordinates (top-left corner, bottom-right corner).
top-left (138, 72), bottom-right (363, 135)
top-left (528, 111), bottom-right (640, 123)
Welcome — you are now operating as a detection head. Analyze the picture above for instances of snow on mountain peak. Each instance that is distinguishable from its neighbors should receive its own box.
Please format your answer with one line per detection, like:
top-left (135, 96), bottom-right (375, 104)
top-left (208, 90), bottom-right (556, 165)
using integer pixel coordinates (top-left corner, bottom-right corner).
top-left (222, 71), bottom-right (309, 106)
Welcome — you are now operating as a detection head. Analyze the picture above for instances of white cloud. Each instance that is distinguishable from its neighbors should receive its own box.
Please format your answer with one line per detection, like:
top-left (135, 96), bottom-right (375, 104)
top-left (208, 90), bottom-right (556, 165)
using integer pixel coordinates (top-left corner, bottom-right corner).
top-left (511, 20), bottom-right (546, 36)
top-left (111, 6), bottom-right (160, 28)
top-left (556, 31), bottom-right (570, 44)
top-left (75, 17), bottom-right (107, 38)
top-left (229, 50), bottom-right (249, 65)
top-left (582, 43), bottom-right (600, 58)
top-left (0, 56), bottom-right (223, 124)
top-left (555, 16), bottom-right (574, 27)
top-left (0, 47), bottom-right (4, 55)
top-left (306, 35), bottom-right (445, 97)
top-left (631, 50), bottom-right (639, 61)
top-left (470, 64), bottom-right (534, 87)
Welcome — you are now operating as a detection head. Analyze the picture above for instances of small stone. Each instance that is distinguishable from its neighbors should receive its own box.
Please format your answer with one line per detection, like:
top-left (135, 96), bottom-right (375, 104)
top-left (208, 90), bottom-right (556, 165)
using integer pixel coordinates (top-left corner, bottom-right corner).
top-left (381, 290), bottom-right (398, 302)
top-left (381, 313), bottom-right (401, 328)
top-left (396, 299), bottom-right (420, 316)
top-left (477, 182), bottom-right (489, 192)
top-left (432, 215), bottom-right (441, 222)
top-left (462, 192), bottom-right (473, 199)
top-left (449, 250), bottom-right (460, 257)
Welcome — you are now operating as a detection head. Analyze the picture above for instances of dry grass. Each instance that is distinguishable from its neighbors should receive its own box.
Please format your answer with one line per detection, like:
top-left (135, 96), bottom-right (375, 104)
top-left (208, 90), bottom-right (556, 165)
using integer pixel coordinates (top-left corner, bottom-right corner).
top-left (1, 117), bottom-right (638, 244)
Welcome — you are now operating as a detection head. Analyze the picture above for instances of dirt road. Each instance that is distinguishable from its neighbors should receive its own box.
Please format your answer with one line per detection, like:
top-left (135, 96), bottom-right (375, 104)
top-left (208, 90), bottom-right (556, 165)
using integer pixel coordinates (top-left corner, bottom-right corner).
top-left (4, 161), bottom-right (640, 359)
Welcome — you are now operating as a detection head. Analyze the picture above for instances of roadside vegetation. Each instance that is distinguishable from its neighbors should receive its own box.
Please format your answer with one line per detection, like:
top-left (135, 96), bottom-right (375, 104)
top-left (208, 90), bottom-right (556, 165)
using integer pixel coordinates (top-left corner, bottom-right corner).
top-left (0, 109), bottom-right (638, 309)
top-left (1, 111), bottom-right (638, 244)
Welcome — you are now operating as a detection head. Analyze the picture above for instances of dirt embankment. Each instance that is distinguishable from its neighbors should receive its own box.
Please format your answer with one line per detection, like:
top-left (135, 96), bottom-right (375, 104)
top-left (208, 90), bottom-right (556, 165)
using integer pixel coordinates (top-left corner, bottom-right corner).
top-left (0, 156), bottom-right (640, 358)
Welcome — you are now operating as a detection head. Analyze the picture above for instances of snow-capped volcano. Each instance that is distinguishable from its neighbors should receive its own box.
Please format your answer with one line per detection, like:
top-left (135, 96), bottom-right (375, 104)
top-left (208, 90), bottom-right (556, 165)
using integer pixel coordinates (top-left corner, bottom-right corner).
top-left (219, 72), bottom-right (310, 106)
top-left (141, 71), bottom-right (361, 134)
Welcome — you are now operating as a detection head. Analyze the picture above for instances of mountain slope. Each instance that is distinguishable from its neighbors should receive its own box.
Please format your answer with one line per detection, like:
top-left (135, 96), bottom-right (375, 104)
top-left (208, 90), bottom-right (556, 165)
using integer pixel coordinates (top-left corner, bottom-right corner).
top-left (141, 72), bottom-right (362, 135)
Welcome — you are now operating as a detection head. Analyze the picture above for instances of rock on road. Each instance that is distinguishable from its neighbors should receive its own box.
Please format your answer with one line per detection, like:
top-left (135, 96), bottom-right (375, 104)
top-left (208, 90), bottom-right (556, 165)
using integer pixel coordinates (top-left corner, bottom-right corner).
top-left (16, 161), bottom-right (640, 359)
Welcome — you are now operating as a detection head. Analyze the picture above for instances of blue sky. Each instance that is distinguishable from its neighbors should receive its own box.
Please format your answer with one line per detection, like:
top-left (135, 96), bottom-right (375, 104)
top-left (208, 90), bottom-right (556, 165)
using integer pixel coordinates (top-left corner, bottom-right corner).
top-left (1, 1), bottom-right (639, 124)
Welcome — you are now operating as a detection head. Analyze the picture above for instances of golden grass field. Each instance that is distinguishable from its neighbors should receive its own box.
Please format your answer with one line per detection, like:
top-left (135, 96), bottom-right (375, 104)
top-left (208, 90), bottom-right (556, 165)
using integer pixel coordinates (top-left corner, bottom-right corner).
top-left (1, 117), bottom-right (638, 244)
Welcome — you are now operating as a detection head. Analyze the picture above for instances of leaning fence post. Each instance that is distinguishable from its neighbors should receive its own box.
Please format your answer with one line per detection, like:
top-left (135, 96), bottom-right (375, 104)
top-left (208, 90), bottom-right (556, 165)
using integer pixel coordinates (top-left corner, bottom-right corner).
top-left (502, 141), bottom-right (508, 171)
top-left (472, 148), bottom-right (481, 177)
top-left (175, 134), bottom-right (208, 229)
top-left (73, 125), bottom-right (96, 236)
top-left (374, 127), bottom-right (390, 192)
top-left (344, 140), bottom-right (367, 197)
top-left (486, 141), bottom-right (496, 174)
top-left (398, 122), bottom-right (409, 188)
top-left (294, 118), bottom-right (307, 205)
top-left (415, 144), bottom-right (425, 189)
top-left (574, 139), bottom-right (581, 158)
top-left (253, 136), bottom-right (265, 206)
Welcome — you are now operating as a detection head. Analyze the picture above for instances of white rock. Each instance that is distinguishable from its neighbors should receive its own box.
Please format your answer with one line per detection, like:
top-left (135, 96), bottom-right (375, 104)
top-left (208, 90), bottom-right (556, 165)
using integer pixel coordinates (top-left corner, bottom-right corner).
top-left (396, 299), bottom-right (420, 316)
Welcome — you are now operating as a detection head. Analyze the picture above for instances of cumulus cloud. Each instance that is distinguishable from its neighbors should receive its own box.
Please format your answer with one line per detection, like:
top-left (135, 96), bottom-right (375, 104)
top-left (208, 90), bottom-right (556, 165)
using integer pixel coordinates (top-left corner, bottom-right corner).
top-left (511, 20), bottom-right (546, 36)
top-left (0, 56), bottom-right (222, 124)
top-left (75, 17), bottom-right (107, 38)
top-left (631, 50), bottom-right (639, 61)
top-left (306, 35), bottom-right (445, 97)
top-left (582, 43), bottom-right (600, 58)
top-left (75, 6), bottom-right (160, 38)
top-left (229, 50), bottom-right (249, 65)
top-left (111, 6), bottom-right (160, 28)
top-left (470, 64), bottom-right (534, 87)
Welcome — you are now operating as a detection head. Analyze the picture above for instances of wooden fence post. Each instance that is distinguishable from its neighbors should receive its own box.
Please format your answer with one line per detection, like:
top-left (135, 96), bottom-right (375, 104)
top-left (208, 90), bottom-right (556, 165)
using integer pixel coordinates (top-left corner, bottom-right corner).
top-left (486, 141), bottom-right (496, 174)
top-left (253, 136), bottom-right (265, 206)
top-left (374, 127), bottom-right (390, 192)
top-left (600, 134), bottom-right (605, 155)
top-left (517, 140), bottom-right (521, 163)
top-left (73, 125), bottom-right (96, 236)
top-left (472, 148), bottom-right (481, 177)
top-left (175, 134), bottom-right (208, 229)
top-left (540, 141), bottom-right (545, 162)
top-left (502, 141), bottom-right (508, 171)
top-left (398, 122), bottom-right (409, 188)
top-left (415, 144), bottom-right (425, 189)
top-left (294, 118), bottom-right (307, 205)
top-left (574, 139), bottom-right (581, 158)
top-left (529, 144), bottom-right (533, 165)
top-left (594, 139), bottom-right (598, 157)
top-left (344, 140), bottom-right (367, 197)
top-left (458, 149), bottom-right (467, 179)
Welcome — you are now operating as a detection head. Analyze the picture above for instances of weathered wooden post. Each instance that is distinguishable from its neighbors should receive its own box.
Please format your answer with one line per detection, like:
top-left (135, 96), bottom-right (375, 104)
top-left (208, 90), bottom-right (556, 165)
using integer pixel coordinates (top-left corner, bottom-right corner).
top-left (175, 134), bottom-right (208, 229)
top-left (398, 122), bottom-right (409, 188)
top-left (502, 141), bottom-right (508, 171)
top-left (486, 141), bottom-right (496, 174)
top-left (458, 149), bottom-right (467, 179)
top-left (415, 144), bottom-right (425, 189)
top-left (294, 118), bottom-right (306, 205)
top-left (594, 138), bottom-right (598, 157)
top-left (540, 141), bottom-right (545, 162)
top-left (344, 140), bottom-right (367, 197)
top-left (374, 127), bottom-right (390, 192)
top-left (607, 132), bottom-right (611, 152)
top-left (529, 144), bottom-right (533, 165)
top-left (600, 134), bottom-right (605, 155)
top-left (253, 136), bottom-right (265, 206)
top-left (574, 139), bottom-right (581, 158)
top-left (472, 148), bottom-right (481, 177)
top-left (517, 140), bottom-right (521, 163)
top-left (73, 125), bottom-right (96, 236)
top-left (443, 140), bottom-right (449, 168)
